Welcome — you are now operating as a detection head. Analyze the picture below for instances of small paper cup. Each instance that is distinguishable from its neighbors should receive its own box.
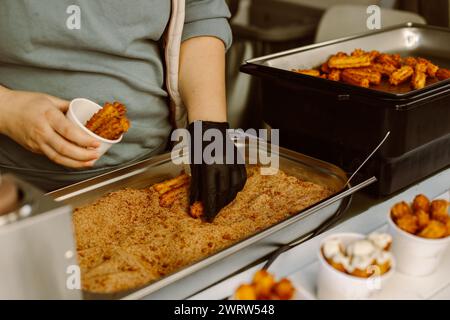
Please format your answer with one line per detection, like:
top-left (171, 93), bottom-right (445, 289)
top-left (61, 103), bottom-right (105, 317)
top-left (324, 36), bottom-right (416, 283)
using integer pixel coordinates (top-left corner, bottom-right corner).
top-left (66, 98), bottom-right (123, 157)
top-left (387, 212), bottom-right (450, 277)
top-left (317, 233), bottom-right (395, 300)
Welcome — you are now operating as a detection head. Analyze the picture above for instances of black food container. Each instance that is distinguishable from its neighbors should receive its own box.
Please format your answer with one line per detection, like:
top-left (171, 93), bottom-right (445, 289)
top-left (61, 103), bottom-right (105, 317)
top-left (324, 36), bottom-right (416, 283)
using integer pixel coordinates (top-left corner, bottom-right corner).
top-left (241, 23), bottom-right (450, 195)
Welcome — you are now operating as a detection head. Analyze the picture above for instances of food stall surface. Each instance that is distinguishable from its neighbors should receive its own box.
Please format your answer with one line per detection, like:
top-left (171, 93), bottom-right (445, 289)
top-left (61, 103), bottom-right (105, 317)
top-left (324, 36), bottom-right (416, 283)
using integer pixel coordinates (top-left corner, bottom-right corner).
top-left (189, 167), bottom-right (450, 300)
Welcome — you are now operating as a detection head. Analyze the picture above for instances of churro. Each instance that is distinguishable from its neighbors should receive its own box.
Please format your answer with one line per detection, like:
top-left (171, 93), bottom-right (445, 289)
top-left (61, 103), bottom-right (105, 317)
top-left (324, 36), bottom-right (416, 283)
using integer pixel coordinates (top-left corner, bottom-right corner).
top-left (389, 65), bottom-right (414, 85)
top-left (190, 201), bottom-right (204, 219)
top-left (85, 101), bottom-right (130, 140)
top-left (292, 49), bottom-right (447, 91)
top-left (344, 67), bottom-right (381, 85)
top-left (436, 68), bottom-right (450, 80)
top-left (153, 174), bottom-right (190, 195)
top-left (411, 70), bottom-right (427, 90)
top-left (411, 62), bottom-right (428, 89)
top-left (403, 57), bottom-right (417, 67)
top-left (154, 174), bottom-right (205, 218)
top-left (159, 185), bottom-right (187, 207)
top-left (372, 62), bottom-right (397, 76)
top-left (321, 62), bottom-right (331, 74)
top-left (292, 69), bottom-right (321, 77)
top-left (328, 53), bottom-right (372, 69)
top-left (418, 58), bottom-right (439, 77)
top-left (327, 69), bottom-right (341, 81)
top-left (377, 53), bottom-right (402, 68)
top-left (341, 69), bottom-right (370, 88)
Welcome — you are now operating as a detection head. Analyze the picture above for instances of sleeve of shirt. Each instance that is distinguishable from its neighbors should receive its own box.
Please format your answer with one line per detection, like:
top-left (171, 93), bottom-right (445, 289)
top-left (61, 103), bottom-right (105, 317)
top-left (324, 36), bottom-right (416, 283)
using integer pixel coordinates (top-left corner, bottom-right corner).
top-left (182, 0), bottom-right (233, 50)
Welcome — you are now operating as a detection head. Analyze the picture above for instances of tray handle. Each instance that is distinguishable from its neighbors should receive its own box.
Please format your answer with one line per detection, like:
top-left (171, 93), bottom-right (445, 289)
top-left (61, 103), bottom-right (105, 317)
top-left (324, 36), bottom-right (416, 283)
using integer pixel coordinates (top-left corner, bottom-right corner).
top-left (261, 176), bottom-right (376, 270)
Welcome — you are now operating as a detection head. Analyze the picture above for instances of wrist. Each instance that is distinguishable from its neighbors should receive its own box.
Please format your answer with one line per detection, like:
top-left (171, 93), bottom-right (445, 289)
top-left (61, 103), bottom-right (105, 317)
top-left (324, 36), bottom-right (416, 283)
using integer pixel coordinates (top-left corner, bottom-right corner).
top-left (188, 120), bottom-right (230, 133)
top-left (187, 108), bottom-right (227, 124)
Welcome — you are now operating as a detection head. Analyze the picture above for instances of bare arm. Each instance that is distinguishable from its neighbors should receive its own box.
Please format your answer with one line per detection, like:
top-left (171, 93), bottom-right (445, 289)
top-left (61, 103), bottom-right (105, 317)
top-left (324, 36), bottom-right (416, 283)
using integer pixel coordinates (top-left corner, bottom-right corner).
top-left (179, 36), bottom-right (227, 123)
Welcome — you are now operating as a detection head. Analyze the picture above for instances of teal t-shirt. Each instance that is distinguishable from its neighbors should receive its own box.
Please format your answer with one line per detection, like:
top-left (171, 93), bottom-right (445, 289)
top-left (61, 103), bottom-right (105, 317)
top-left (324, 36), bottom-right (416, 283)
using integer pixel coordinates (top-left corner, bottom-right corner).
top-left (0, 0), bottom-right (232, 190)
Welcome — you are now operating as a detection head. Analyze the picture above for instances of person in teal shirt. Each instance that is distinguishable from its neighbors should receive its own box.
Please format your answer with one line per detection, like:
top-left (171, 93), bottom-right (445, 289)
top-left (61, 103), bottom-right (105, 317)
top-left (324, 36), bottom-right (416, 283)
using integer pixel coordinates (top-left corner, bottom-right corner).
top-left (0, 0), bottom-right (246, 221)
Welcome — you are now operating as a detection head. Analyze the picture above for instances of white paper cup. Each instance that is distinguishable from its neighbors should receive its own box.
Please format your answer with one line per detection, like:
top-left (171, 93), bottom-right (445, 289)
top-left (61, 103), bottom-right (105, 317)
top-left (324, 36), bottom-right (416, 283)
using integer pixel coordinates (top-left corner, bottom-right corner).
top-left (66, 98), bottom-right (123, 157)
top-left (317, 233), bottom-right (395, 300)
top-left (387, 212), bottom-right (450, 277)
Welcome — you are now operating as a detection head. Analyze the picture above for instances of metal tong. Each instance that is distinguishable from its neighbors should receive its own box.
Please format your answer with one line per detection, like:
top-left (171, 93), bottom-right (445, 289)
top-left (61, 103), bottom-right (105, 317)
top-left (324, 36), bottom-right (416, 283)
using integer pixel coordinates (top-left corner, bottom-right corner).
top-left (262, 131), bottom-right (391, 270)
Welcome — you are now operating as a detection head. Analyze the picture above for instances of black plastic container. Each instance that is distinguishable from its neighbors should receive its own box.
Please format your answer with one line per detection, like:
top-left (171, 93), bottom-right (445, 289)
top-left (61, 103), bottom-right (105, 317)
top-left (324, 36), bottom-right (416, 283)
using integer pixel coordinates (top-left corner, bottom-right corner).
top-left (241, 23), bottom-right (450, 195)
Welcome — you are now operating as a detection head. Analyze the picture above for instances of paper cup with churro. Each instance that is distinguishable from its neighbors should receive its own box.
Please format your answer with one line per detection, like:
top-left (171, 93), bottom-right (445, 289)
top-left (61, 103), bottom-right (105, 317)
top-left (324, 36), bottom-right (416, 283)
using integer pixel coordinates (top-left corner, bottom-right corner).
top-left (67, 98), bottom-right (125, 157)
top-left (317, 233), bottom-right (395, 300)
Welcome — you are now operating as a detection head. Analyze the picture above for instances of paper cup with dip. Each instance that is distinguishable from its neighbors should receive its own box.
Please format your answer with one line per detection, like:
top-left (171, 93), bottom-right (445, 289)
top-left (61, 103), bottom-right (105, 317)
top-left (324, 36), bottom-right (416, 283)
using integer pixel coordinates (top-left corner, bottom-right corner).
top-left (317, 232), bottom-right (395, 300)
top-left (66, 98), bottom-right (123, 157)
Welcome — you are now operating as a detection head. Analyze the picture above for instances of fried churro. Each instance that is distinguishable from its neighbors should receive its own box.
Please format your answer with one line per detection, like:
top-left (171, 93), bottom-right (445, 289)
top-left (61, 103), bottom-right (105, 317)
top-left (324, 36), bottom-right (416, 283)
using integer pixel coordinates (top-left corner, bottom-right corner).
top-left (372, 62), bottom-right (397, 76)
top-left (410, 61), bottom-right (428, 89)
top-left (85, 101), bottom-right (130, 140)
top-left (292, 69), bottom-right (321, 77)
top-left (351, 48), bottom-right (365, 57)
top-left (345, 67), bottom-right (382, 85)
top-left (321, 62), bottom-right (331, 74)
top-left (154, 174), bottom-right (205, 218)
top-left (154, 174), bottom-right (190, 208)
top-left (95, 117), bottom-right (130, 140)
top-left (159, 185), bottom-right (187, 207)
top-left (436, 68), bottom-right (450, 80)
top-left (341, 69), bottom-right (370, 88)
top-left (369, 50), bottom-right (381, 61)
top-left (403, 57), bottom-right (417, 67)
top-left (417, 58), bottom-right (439, 77)
top-left (292, 49), bottom-right (447, 91)
top-left (328, 53), bottom-right (372, 69)
top-left (411, 71), bottom-right (427, 90)
top-left (389, 65), bottom-right (414, 85)
top-left (327, 69), bottom-right (341, 81)
top-left (153, 174), bottom-right (190, 195)
top-left (377, 53), bottom-right (402, 68)
top-left (190, 201), bottom-right (204, 219)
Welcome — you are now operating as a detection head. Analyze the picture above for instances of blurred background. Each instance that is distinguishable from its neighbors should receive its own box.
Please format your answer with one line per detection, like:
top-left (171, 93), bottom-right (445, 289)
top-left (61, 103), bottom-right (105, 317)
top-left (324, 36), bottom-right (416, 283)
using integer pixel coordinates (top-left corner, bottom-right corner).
top-left (225, 0), bottom-right (450, 129)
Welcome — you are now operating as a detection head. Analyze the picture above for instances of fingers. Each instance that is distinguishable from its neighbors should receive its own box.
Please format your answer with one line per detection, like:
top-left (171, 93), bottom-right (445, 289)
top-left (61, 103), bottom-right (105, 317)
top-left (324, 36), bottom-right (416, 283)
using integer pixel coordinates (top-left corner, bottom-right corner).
top-left (189, 164), bottom-right (201, 205)
top-left (47, 108), bottom-right (100, 148)
top-left (40, 143), bottom-right (96, 169)
top-left (203, 192), bottom-right (218, 222)
top-left (217, 167), bottom-right (230, 197)
top-left (38, 112), bottom-right (99, 166)
top-left (196, 164), bottom-right (248, 222)
top-left (202, 167), bottom-right (219, 222)
top-left (216, 166), bottom-right (231, 210)
top-left (224, 165), bottom-right (247, 208)
top-left (46, 95), bottom-right (70, 112)
top-left (45, 128), bottom-right (99, 162)
top-left (233, 164), bottom-right (247, 192)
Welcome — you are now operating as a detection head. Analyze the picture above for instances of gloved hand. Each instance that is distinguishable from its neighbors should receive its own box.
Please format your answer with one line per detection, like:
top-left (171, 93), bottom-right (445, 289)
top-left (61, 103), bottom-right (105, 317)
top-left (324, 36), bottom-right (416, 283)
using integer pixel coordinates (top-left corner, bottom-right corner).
top-left (188, 121), bottom-right (247, 222)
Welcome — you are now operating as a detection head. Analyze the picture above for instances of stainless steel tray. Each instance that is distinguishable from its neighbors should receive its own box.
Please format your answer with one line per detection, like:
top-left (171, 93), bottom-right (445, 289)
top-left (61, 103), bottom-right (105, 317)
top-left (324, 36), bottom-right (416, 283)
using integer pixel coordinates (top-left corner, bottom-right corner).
top-left (243, 23), bottom-right (450, 98)
top-left (49, 140), bottom-right (374, 299)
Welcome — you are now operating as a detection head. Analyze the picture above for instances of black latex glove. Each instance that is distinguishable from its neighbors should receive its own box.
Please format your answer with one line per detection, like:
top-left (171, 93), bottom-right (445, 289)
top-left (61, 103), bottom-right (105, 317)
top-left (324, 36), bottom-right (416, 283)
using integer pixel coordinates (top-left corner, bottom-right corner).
top-left (188, 121), bottom-right (247, 222)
